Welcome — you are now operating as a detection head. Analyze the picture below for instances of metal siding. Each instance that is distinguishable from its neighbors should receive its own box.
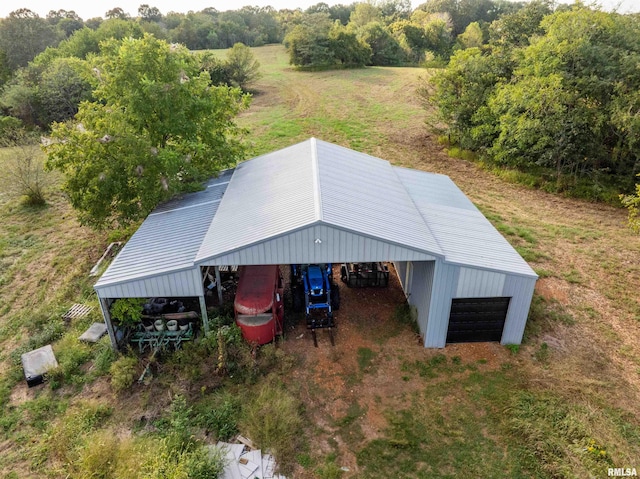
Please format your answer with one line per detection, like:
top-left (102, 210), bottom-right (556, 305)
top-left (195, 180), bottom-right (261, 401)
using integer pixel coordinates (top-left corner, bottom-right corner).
top-left (318, 141), bottom-right (442, 255)
top-left (96, 269), bottom-right (201, 298)
top-left (407, 261), bottom-right (435, 337)
top-left (501, 275), bottom-right (537, 344)
top-left (456, 268), bottom-right (506, 297)
top-left (199, 223), bottom-right (436, 266)
top-left (395, 261), bottom-right (407, 293)
top-left (425, 261), bottom-right (460, 348)
top-left (197, 141), bottom-right (320, 261)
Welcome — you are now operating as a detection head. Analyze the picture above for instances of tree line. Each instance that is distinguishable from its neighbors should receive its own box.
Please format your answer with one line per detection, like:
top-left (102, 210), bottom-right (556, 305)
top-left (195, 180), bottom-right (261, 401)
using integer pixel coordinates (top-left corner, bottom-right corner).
top-left (1, 0), bottom-right (639, 228)
top-left (424, 0), bottom-right (640, 207)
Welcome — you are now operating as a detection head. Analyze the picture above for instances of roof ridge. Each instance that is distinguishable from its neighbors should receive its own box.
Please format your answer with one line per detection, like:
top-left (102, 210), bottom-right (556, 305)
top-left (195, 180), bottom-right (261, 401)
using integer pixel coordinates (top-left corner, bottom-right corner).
top-left (310, 137), bottom-right (323, 222)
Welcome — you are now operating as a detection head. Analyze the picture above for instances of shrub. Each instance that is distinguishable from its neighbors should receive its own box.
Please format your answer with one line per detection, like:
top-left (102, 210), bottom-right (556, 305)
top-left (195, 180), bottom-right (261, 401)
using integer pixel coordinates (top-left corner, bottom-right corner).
top-left (52, 335), bottom-right (92, 386)
top-left (194, 391), bottom-right (241, 441)
top-left (45, 400), bottom-right (112, 464)
top-left (240, 382), bottom-right (303, 473)
top-left (109, 355), bottom-right (139, 392)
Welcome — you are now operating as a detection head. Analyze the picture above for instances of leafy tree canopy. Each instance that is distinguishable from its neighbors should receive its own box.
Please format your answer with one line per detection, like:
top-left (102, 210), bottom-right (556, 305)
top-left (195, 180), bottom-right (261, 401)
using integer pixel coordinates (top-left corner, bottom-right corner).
top-left (45, 34), bottom-right (250, 228)
top-left (0, 9), bottom-right (61, 70)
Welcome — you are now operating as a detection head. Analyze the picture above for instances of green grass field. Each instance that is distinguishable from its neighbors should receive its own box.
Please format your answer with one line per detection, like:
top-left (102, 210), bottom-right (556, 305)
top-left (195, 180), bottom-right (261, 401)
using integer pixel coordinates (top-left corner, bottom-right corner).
top-left (0, 44), bottom-right (639, 478)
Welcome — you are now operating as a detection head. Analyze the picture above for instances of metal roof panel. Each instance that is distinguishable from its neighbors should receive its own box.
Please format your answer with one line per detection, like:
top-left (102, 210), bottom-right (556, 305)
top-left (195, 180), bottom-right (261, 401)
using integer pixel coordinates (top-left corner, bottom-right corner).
top-left (94, 172), bottom-right (232, 289)
top-left (394, 167), bottom-right (537, 277)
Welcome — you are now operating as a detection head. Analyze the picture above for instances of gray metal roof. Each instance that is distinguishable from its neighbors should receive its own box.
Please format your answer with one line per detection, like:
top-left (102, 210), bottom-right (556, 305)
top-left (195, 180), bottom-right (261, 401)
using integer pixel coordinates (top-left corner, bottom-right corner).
top-left (394, 167), bottom-right (537, 277)
top-left (95, 139), bottom-right (536, 295)
top-left (94, 172), bottom-right (232, 291)
top-left (196, 138), bottom-right (442, 263)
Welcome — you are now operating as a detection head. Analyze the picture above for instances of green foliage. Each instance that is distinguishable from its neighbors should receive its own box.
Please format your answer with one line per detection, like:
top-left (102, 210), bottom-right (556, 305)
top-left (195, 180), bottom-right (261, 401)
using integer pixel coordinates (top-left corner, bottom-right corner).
top-left (393, 302), bottom-right (419, 333)
top-left (50, 335), bottom-right (92, 387)
top-left (620, 178), bottom-right (640, 233)
top-left (109, 354), bottom-right (139, 392)
top-left (315, 455), bottom-right (344, 479)
top-left (44, 400), bottom-right (113, 464)
top-left (194, 391), bottom-right (241, 440)
top-left (430, 5), bottom-right (640, 199)
top-left (329, 22), bottom-right (372, 67)
top-left (240, 382), bottom-right (303, 473)
top-left (0, 9), bottom-right (60, 70)
top-left (45, 34), bottom-right (249, 228)
top-left (36, 56), bottom-right (94, 126)
top-left (0, 132), bottom-right (53, 206)
top-left (358, 22), bottom-right (406, 65)
top-left (90, 339), bottom-right (118, 377)
top-left (285, 14), bottom-right (335, 68)
top-left (110, 298), bottom-right (145, 328)
top-left (457, 21), bottom-right (484, 49)
top-left (225, 43), bottom-right (262, 90)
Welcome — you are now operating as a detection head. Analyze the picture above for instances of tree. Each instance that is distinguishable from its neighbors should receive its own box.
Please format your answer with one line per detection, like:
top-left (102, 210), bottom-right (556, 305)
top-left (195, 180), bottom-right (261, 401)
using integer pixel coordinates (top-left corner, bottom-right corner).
top-left (350, 3), bottom-right (382, 28)
top-left (457, 21), bottom-right (484, 49)
top-left (375, 0), bottom-right (412, 22)
top-left (284, 13), bottom-right (334, 68)
top-left (225, 43), bottom-right (261, 90)
top-left (47, 10), bottom-right (84, 37)
top-left (37, 57), bottom-right (94, 125)
top-left (0, 9), bottom-right (60, 70)
top-left (45, 35), bottom-right (249, 228)
top-left (170, 12), bottom-right (217, 50)
top-left (105, 8), bottom-right (130, 20)
top-left (138, 4), bottom-right (162, 23)
top-left (359, 22), bottom-right (406, 65)
top-left (489, 0), bottom-right (552, 47)
top-left (621, 179), bottom-right (640, 233)
top-left (428, 47), bottom-right (509, 148)
top-left (329, 22), bottom-right (372, 67)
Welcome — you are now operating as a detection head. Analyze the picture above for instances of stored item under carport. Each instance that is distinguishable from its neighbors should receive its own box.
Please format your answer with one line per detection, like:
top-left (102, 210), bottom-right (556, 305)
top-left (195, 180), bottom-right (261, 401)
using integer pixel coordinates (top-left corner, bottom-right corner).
top-left (234, 265), bottom-right (284, 345)
top-left (291, 264), bottom-right (340, 347)
top-left (340, 262), bottom-right (390, 288)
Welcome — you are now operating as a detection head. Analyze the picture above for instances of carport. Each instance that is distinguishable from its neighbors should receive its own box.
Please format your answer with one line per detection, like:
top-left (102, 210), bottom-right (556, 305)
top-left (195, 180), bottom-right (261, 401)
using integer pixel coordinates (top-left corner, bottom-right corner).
top-left (94, 138), bottom-right (537, 349)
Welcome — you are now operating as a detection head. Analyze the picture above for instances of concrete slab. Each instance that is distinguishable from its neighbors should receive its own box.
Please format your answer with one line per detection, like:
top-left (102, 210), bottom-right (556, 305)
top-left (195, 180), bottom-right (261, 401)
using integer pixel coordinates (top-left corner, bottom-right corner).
top-left (21, 344), bottom-right (58, 387)
top-left (79, 322), bottom-right (108, 342)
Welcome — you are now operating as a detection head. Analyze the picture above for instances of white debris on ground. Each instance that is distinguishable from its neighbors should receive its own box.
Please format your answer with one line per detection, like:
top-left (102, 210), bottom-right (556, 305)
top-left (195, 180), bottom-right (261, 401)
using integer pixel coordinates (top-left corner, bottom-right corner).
top-left (211, 436), bottom-right (286, 479)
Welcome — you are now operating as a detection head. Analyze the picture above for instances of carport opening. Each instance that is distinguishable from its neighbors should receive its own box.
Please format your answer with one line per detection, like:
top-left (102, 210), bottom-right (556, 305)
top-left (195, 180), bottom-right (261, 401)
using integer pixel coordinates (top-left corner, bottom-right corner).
top-left (106, 296), bottom-right (203, 349)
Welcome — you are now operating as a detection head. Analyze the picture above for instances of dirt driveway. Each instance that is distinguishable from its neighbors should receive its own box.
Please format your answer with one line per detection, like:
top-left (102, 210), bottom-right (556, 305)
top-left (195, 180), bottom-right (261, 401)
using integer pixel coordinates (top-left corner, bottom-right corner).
top-left (281, 264), bottom-right (511, 477)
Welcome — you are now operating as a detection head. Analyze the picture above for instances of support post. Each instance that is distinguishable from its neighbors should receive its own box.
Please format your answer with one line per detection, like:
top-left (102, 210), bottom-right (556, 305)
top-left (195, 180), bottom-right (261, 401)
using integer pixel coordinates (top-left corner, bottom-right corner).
top-left (199, 295), bottom-right (210, 335)
top-left (99, 297), bottom-right (118, 350)
top-left (214, 266), bottom-right (223, 304)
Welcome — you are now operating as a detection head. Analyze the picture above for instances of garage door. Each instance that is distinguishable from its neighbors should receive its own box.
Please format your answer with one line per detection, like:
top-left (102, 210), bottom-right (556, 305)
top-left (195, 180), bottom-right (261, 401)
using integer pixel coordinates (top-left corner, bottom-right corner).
top-left (446, 297), bottom-right (510, 343)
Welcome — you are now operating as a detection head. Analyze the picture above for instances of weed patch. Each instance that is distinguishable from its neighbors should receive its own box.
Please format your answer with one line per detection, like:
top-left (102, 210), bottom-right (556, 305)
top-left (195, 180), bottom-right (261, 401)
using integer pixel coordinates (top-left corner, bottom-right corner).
top-left (240, 381), bottom-right (303, 474)
top-left (357, 347), bottom-right (376, 373)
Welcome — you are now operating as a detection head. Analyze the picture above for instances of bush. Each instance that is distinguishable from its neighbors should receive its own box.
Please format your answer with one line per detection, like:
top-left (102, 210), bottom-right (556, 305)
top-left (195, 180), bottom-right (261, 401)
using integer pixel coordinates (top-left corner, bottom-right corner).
top-left (45, 400), bottom-right (112, 464)
top-left (240, 382), bottom-right (303, 473)
top-left (109, 355), bottom-right (139, 392)
top-left (52, 335), bottom-right (92, 386)
top-left (194, 391), bottom-right (241, 441)
top-left (0, 128), bottom-right (54, 206)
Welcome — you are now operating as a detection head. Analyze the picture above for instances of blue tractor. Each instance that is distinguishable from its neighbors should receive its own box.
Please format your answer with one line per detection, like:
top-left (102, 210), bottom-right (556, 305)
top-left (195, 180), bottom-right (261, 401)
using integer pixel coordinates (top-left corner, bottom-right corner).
top-left (291, 263), bottom-right (340, 346)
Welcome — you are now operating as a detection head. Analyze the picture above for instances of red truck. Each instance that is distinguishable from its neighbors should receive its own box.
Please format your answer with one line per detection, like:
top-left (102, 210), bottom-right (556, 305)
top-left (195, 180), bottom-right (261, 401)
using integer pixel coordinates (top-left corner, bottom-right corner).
top-left (234, 265), bottom-right (284, 345)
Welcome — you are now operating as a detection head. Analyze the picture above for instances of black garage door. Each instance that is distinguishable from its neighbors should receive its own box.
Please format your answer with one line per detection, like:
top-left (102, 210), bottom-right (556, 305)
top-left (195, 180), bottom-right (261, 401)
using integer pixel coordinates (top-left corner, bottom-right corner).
top-left (446, 297), bottom-right (511, 343)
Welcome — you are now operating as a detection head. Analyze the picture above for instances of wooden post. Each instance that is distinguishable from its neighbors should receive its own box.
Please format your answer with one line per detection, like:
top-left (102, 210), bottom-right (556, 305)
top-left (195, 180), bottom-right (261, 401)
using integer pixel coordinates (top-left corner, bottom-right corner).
top-left (99, 297), bottom-right (118, 350)
top-left (214, 266), bottom-right (223, 304)
top-left (199, 295), bottom-right (210, 334)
